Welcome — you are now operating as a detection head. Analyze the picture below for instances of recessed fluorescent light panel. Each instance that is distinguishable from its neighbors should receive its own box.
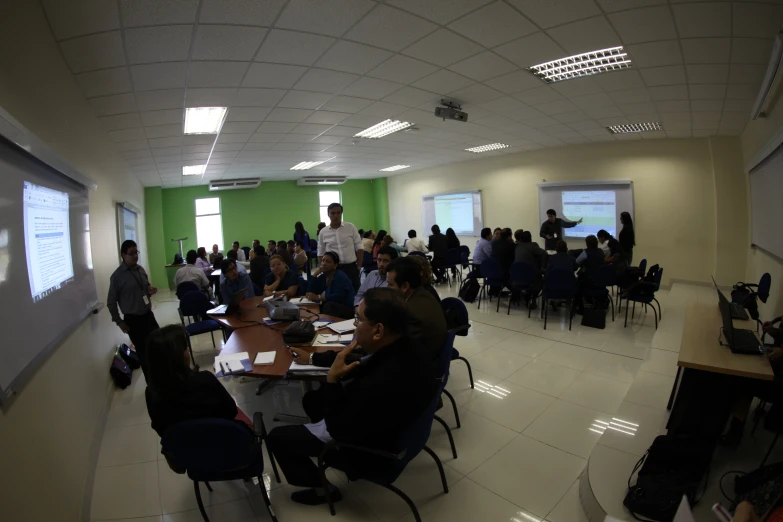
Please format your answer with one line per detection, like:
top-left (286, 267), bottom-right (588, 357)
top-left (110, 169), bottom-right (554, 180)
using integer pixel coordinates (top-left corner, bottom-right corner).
top-left (379, 165), bottom-right (410, 172)
top-left (607, 122), bottom-right (663, 134)
top-left (184, 107), bottom-right (227, 135)
top-left (290, 161), bottom-right (326, 170)
top-left (182, 165), bottom-right (206, 176)
top-left (465, 143), bottom-right (510, 153)
top-left (354, 119), bottom-right (412, 139)
top-left (528, 46), bottom-right (631, 83)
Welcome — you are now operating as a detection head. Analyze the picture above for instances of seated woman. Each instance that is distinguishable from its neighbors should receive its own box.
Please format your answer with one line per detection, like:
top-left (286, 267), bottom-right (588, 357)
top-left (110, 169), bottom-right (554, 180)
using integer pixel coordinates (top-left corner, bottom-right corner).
top-left (195, 247), bottom-right (212, 274)
top-left (606, 238), bottom-right (633, 289)
top-left (264, 254), bottom-right (299, 298)
top-left (547, 240), bottom-right (577, 273)
top-left (305, 251), bottom-right (355, 319)
top-left (407, 253), bottom-right (440, 301)
top-left (371, 230), bottom-right (387, 263)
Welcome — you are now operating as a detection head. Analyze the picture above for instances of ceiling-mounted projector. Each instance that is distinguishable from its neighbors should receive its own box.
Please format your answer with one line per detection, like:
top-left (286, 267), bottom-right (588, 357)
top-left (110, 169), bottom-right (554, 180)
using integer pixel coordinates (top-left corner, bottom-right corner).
top-left (434, 100), bottom-right (468, 122)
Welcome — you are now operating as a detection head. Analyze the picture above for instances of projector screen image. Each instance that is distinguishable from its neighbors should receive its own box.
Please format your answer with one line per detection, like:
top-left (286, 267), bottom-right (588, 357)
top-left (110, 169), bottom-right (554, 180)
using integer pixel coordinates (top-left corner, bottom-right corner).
top-left (422, 191), bottom-right (484, 236)
top-left (561, 190), bottom-right (617, 238)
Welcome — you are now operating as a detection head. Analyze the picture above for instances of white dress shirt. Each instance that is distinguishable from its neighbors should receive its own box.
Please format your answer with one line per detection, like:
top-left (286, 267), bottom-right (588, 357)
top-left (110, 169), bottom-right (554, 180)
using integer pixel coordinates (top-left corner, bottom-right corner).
top-left (174, 264), bottom-right (210, 291)
top-left (317, 221), bottom-right (362, 264)
top-left (233, 248), bottom-right (246, 262)
top-left (405, 236), bottom-right (428, 253)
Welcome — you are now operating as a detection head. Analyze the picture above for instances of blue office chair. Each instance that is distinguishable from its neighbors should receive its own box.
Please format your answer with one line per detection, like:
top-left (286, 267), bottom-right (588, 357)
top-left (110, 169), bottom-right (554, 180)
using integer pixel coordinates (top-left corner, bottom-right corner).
top-left (179, 291), bottom-right (224, 368)
top-left (625, 268), bottom-right (663, 328)
top-left (477, 259), bottom-right (506, 311)
top-left (443, 248), bottom-right (463, 287)
top-left (361, 250), bottom-right (377, 275)
top-left (507, 262), bottom-right (539, 316)
top-left (582, 264), bottom-right (616, 322)
top-left (459, 245), bottom-right (470, 271)
top-left (441, 298), bottom-right (474, 389)
top-left (541, 269), bottom-right (578, 330)
top-left (160, 414), bottom-right (279, 522)
top-left (176, 281), bottom-right (201, 325)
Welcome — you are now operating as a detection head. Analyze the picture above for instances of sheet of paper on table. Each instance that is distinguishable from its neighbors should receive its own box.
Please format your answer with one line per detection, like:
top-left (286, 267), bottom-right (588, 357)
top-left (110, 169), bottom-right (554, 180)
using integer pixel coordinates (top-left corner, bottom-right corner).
top-left (214, 352), bottom-right (251, 376)
top-left (329, 319), bottom-right (356, 333)
top-left (288, 361), bottom-right (328, 372)
top-left (290, 297), bottom-right (317, 305)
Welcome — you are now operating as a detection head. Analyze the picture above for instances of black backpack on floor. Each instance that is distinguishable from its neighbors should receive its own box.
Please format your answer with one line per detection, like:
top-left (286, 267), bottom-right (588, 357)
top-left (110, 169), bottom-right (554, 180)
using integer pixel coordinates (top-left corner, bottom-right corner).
top-left (110, 354), bottom-right (132, 389)
top-left (459, 277), bottom-right (480, 303)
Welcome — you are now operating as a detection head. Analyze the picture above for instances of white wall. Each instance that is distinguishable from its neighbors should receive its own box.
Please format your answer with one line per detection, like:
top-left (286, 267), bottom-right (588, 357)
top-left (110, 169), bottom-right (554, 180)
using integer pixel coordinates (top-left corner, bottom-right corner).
top-left (389, 137), bottom-right (749, 287)
top-left (0, 1), bottom-right (147, 521)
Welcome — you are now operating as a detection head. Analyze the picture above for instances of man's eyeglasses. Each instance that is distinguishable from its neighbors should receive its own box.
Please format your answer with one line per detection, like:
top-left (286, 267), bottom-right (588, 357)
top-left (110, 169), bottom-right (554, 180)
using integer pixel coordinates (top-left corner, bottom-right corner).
top-left (124, 250), bottom-right (140, 256)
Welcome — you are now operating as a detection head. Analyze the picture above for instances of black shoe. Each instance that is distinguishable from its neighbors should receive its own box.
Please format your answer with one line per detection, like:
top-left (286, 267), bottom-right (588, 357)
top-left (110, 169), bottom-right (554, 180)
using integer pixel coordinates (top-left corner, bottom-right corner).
top-left (720, 418), bottom-right (745, 448)
top-left (290, 487), bottom-right (343, 506)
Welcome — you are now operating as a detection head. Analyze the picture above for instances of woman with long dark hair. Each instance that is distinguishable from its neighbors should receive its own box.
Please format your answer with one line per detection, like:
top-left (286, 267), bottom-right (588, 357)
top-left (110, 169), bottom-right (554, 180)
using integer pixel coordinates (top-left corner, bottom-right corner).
top-left (293, 221), bottom-right (311, 252)
top-left (305, 251), bottom-right (355, 318)
top-left (195, 246), bottom-right (212, 274)
top-left (619, 212), bottom-right (635, 265)
top-left (372, 230), bottom-right (387, 262)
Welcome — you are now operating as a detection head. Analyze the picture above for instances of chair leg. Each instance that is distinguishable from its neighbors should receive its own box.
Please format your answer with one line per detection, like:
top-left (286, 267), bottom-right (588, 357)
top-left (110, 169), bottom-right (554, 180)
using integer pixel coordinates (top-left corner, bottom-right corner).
top-left (507, 290), bottom-right (513, 315)
top-left (187, 335), bottom-right (199, 370)
top-left (317, 457), bottom-right (336, 517)
top-left (210, 330), bottom-right (215, 347)
top-left (653, 298), bottom-right (662, 321)
top-left (257, 477), bottom-right (279, 522)
top-left (624, 299), bottom-right (630, 327)
top-left (380, 484), bottom-right (423, 522)
top-left (653, 304), bottom-right (658, 329)
top-left (194, 482), bottom-right (211, 522)
top-left (204, 481), bottom-right (213, 492)
top-left (477, 286), bottom-right (483, 309)
top-left (434, 414), bottom-right (458, 459)
top-left (256, 418), bottom-right (281, 484)
top-left (751, 401), bottom-right (768, 435)
top-left (568, 298), bottom-right (573, 330)
top-left (544, 299), bottom-right (548, 330)
top-left (442, 389), bottom-right (461, 428)
top-left (667, 366), bottom-right (681, 411)
top-left (760, 432), bottom-right (780, 467)
top-left (609, 295), bottom-right (615, 321)
top-left (423, 445), bottom-right (450, 494)
top-left (496, 289), bottom-right (502, 313)
top-left (457, 357), bottom-right (474, 388)
top-left (632, 301), bottom-right (636, 320)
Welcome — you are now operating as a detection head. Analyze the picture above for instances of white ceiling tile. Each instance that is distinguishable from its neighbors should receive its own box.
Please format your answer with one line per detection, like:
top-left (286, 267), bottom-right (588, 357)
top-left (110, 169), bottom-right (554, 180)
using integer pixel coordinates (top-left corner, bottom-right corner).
top-left (619, 102), bottom-right (656, 115)
top-left (345, 5), bottom-right (437, 52)
top-left (448, 83), bottom-right (505, 104)
top-left (200, 0), bottom-right (286, 25)
top-left (672, 3), bottom-right (731, 38)
top-left (234, 88), bottom-right (287, 106)
top-left (88, 93), bottom-right (138, 116)
top-left (522, 116), bottom-right (560, 128)
top-left (681, 38), bottom-right (731, 64)
top-left (216, 133), bottom-right (252, 144)
top-left (448, 52), bottom-right (517, 82)
top-left (448, 2), bottom-right (537, 48)
top-left (211, 143), bottom-right (243, 152)
top-left (192, 25), bottom-right (267, 61)
top-left (536, 99), bottom-right (579, 115)
top-left (43, 0), bottom-right (120, 40)
top-left (60, 32), bottom-right (125, 73)
top-left (130, 62), bottom-right (187, 91)
top-left (508, 0), bottom-right (600, 28)
top-left (294, 69), bottom-right (360, 94)
top-left (689, 84), bottom-right (726, 99)
top-left (724, 98), bottom-right (753, 112)
top-left (274, 0), bottom-right (376, 37)
top-left (114, 139), bottom-right (150, 151)
top-left (315, 41), bottom-right (393, 74)
top-left (547, 16), bottom-right (622, 55)
top-left (656, 100), bottom-right (690, 112)
top-left (367, 55), bottom-right (438, 83)
top-left (729, 64), bottom-right (765, 85)
top-left (551, 77), bottom-right (603, 98)
top-left (99, 113), bottom-right (143, 130)
top-left (257, 122), bottom-right (298, 133)
top-left (648, 85), bottom-right (689, 101)
top-left (126, 157), bottom-right (156, 167)
top-left (726, 83), bottom-right (757, 100)
top-left (187, 62), bottom-right (248, 88)
top-left (293, 123), bottom-right (335, 135)
top-left (255, 30), bottom-right (334, 66)
top-left (278, 91), bottom-right (333, 110)
top-left (594, 69), bottom-right (645, 92)
top-left (386, 0), bottom-right (492, 25)
top-left (640, 65), bottom-right (687, 86)
top-left (266, 108), bottom-right (314, 122)
top-left (358, 102), bottom-right (409, 118)
top-left (153, 146), bottom-right (182, 157)
top-left (583, 105), bottom-right (623, 118)
top-left (686, 64), bottom-right (728, 84)
top-left (571, 92), bottom-right (615, 108)
top-left (477, 96), bottom-right (527, 114)
top-left (76, 67), bottom-right (132, 97)
top-left (122, 149), bottom-right (152, 160)
top-left (183, 135), bottom-right (216, 145)
top-left (597, 0), bottom-right (665, 12)
top-left (610, 88), bottom-right (652, 104)
top-left (305, 111), bottom-right (352, 125)
top-left (145, 123), bottom-right (182, 138)
top-left (691, 99), bottom-right (723, 112)
top-left (227, 107), bottom-right (272, 121)
top-left (512, 86), bottom-right (563, 104)
top-left (609, 6), bottom-right (677, 44)
top-left (120, 0), bottom-right (198, 27)
top-left (124, 26), bottom-right (193, 65)
top-left (184, 88), bottom-right (236, 107)
top-left (732, 38), bottom-right (774, 65)
top-left (413, 69), bottom-right (475, 95)
top-left (136, 89), bottom-right (185, 111)
top-left (402, 29), bottom-right (484, 66)
top-left (734, 3), bottom-right (783, 38)
top-left (341, 77), bottom-right (405, 99)
top-left (382, 86), bottom-right (441, 107)
top-left (691, 111), bottom-right (721, 123)
top-left (141, 109), bottom-right (183, 126)
top-left (625, 41), bottom-right (683, 68)
top-left (243, 63), bottom-right (307, 88)
top-left (109, 128), bottom-right (147, 142)
top-left (495, 32), bottom-right (565, 70)
top-left (484, 70), bottom-right (543, 94)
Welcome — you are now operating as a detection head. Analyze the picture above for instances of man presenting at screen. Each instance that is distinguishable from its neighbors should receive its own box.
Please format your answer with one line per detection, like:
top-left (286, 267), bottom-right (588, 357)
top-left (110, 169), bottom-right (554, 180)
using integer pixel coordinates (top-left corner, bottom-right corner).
top-left (107, 240), bottom-right (159, 379)
top-left (540, 209), bottom-right (582, 251)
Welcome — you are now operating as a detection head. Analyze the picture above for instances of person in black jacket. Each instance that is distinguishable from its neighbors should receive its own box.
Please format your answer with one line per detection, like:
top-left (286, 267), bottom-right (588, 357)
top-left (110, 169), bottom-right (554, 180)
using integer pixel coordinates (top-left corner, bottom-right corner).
top-left (540, 209), bottom-right (582, 251)
top-left (428, 224), bottom-right (448, 283)
top-left (249, 245), bottom-right (269, 289)
top-left (619, 211), bottom-right (635, 265)
top-left (267, 288), bottom-right (439, 506)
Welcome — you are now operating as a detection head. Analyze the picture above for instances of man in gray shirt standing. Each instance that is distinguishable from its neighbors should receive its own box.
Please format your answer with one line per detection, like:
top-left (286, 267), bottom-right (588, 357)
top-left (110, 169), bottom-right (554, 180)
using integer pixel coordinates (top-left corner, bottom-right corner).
top-left (108, 240), bottom-right (159, 379)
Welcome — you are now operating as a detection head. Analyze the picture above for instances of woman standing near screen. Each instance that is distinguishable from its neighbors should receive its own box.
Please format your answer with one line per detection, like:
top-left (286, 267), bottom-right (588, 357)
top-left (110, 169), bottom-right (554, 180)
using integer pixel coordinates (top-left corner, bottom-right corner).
top-left (619, 212), bottom-right (635, 265)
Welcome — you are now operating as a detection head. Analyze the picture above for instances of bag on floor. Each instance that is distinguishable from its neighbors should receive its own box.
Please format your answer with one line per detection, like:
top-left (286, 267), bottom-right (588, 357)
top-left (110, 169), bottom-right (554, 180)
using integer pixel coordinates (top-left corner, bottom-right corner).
top-left (581, 308), bottom-right (606, 329)
top-left (110, 354), bottom-right (132, 389)
top-left (117, 343), bottom-right (141, 370)
top-left (458, 277), bottom-right (480, 303)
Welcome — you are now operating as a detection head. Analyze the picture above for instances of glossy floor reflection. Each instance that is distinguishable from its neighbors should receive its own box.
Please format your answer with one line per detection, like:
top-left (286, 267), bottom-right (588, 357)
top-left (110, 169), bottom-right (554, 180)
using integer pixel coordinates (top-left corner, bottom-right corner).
top-left (90, 281), bottom-right (776, 522)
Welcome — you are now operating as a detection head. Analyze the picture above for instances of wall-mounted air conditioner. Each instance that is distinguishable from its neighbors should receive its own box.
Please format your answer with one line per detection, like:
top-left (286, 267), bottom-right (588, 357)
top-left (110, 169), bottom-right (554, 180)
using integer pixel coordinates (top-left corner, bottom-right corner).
top-left (296, 176), bottom-right (347, 186)
top-left (208, 178), bottom-right (261, 191)
top-left (752, 32), bottom-right (783, 120)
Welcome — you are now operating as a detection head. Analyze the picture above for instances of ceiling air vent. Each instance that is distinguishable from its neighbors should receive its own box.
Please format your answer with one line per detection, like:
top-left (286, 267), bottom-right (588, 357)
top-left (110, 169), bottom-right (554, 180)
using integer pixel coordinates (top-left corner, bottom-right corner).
top-left (296, 176), bottom-right (347, 186)
top-left (208, 178), bottom-right (261, 191)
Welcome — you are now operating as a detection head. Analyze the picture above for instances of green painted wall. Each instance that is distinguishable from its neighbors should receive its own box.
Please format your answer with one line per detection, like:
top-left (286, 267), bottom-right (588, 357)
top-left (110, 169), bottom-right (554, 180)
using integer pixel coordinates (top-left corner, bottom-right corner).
top-left (152, 180), bottom-right (381, 287)
top-left (144, 186), bottom-right (167, 288)
top-left (371, 177), bottom-right (390, 232)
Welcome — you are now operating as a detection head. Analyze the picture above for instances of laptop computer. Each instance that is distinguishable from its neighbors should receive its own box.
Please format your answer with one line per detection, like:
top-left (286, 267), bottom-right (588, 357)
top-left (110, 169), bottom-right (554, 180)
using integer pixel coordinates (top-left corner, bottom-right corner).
top-left (718, 290), bottom-right (762, 355)
top-left (711, 276), bottom-right (749, 320)
top-left (207, 289), bottom-right (246, 315)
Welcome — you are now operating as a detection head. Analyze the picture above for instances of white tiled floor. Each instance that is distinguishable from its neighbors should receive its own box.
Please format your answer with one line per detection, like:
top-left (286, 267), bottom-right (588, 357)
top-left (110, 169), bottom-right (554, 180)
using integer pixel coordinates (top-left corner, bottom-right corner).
top-left (90, 281), bottom-right (777, 522)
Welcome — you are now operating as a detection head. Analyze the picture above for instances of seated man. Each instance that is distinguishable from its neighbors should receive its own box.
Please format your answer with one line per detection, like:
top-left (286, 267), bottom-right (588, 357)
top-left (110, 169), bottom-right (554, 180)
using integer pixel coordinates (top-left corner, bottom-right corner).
top-left (230, 240), bottom-right (246, 262)
top-left (404, 229), bottom-right (428, 253)
top-left (354, 246), bottom-right (397, 307)
top-left (427, 224), bottom-right (448, 283)
top-left (277, 240), bottom-right (296, 267)
top-left (174, 249), bottom-right (212, 298)
top-left (547, 240), bottom-right (577, 273)
top-left (249, 239), bottom-right (261, 260)
top-left (514, 230), bottom-right (545, 272)
top-left (576, 235), bottom-right (605, 281)
top-left (267, 240), bottom-right (277, 257)
top-left (268, 288), bottom-right (439, 506)
top-left (220, 249), bottom-right (248, 284)
top-left (208, 244), bottom-right (221, 264)
top-left (249, 245), bottom-right (269, 289)
top-left (471, 227), bottom-right (493, 277)
top-left (293, 241), bottom-right (308, 274)
top-left (219, 258), bottom-right (254, 303)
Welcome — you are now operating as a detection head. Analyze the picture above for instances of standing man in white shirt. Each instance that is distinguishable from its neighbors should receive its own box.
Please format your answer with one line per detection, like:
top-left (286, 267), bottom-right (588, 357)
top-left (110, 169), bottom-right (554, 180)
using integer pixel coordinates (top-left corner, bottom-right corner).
top-left (317, 202), bottom-right (363, 291)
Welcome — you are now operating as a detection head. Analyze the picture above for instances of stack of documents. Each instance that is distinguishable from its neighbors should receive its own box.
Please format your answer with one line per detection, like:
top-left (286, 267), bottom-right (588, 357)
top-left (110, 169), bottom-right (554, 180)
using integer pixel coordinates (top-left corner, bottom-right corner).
top-left (325, 334), bottom-right (353, 344)
top-left (288, 361), bottom-right (328, 373)
top-left (214, 352), bottom-right (251, 376)
top-left (289, 297), bottom-right (317, 305)
top-left (253, 351), bottom-right (276, 366)
top-left (329, 319), bottom-right (356, 333)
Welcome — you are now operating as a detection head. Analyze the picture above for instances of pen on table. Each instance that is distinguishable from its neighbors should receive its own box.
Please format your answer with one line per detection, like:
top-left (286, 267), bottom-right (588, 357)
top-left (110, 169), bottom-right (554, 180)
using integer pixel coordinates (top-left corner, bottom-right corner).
top-left (712, 503), bottom-right (732, 522)
top-left (289, 346), bottom-right (299, 358)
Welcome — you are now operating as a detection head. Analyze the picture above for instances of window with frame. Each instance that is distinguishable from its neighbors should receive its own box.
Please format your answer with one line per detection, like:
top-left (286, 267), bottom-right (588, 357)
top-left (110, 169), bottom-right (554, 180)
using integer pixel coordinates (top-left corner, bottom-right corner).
top-left (195, 197), bottom-right (223, 252)
top-left (319, 190), bottom-right (341, 224)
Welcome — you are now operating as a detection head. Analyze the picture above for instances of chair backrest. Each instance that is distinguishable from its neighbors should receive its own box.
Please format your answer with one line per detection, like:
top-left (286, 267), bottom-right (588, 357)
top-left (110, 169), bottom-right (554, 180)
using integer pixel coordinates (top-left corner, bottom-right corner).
top-left (509, 261), bottom-right (536, 286)
top-left (544, 269), bottom-right (577, 295)
top-left (176, 281), bottom-right (200, 299)
top-left (297, 277), bottom-right (307, 296)
top-left (459, 245), bottom-right (470, 255)
top-left (638, 258), bottom-right (647, 274)
top-left (654, 267), bottom-right (663, 291)
top-left (309, 239), bottom-right (317, 251)
top-left (434, 331), bottom-right (456, 384)
top-left (241, 246), bottom-right (250, 259)
top-left (480, 258), bottom-right (504, 280)
top-left (593, 263), bottom-right (617, 287)
top-left (460, 251), bottom-right (470, 268)
top-left (161, 418), bottom-right (256, 474)
top-left (446, 248), bottom-right (462, 265)
top-left (179, 290), bottom-right (214, 317)
top-left (362, 250), bottom-right (374, 267)
top-left (441, 298), bottom-right (470, 336)
top-left (407, 251), bottom-right (426, 257)
top-left (758, 272), bottom-right (771, 303)
top-left (253, 283), bottom-right (263, 296)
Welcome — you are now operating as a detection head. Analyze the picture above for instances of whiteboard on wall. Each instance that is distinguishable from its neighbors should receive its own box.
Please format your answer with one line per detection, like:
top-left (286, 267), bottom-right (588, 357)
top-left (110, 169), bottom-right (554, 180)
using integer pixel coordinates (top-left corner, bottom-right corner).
top-left (422, 191), bottom-right (484, 236)
top-left (537, 180), bottom-right (634, 239)
top-left (749, 144), bottom-right (783, 259)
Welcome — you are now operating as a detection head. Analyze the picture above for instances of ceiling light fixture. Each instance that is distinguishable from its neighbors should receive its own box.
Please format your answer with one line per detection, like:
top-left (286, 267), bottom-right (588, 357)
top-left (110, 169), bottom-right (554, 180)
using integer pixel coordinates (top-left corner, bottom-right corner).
top-left (528, 46), bottom-right (631, 83)
top-left (182, 165), bottom-right (206, 176)
top-left (379, 165), bottom-right (411, 172)
top-left (290, 161), bottom-right (326, 170)
top-left (465, 143), bottom-right (510, 153)
top-left (607, 122), bottom-right (663, 134)
top-left (354, 119), bottom-right (413, 139)
top-left (184, 107), bottom-right (228, 134)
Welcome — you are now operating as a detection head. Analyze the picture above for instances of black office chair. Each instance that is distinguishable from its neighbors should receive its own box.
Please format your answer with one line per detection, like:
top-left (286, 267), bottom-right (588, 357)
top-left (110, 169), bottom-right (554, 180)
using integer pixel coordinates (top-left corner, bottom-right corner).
top-left (582, 264), bottom-right (616, 322)
top-left (541, 269), bottom-right (578, 330)
top-left (441, 297), bottom-right (474, 390)
top-left (477, 259), bottom-right (506, 311)
top-left (507, 262), bottom-right (539, 316)
top-left (176, 281), bottom-right (201, 325)
top-left (443, 248), bottom-right (463, 287)
top-left (625, 268), bottom-right (664, 328)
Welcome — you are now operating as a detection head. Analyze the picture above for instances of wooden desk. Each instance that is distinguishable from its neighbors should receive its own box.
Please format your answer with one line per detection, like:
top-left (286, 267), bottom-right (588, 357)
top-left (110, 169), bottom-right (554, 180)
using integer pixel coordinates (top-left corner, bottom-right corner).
top-left (208, 296), bottom-right (320, 329)
top-left (678, 302), bottom-right (773, 381)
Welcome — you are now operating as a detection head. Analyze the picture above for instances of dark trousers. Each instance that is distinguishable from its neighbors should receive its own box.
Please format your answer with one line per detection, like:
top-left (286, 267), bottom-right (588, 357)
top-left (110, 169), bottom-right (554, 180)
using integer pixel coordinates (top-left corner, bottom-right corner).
top-left (430, 258), bottom-right (446, 282)
top-left (340, 263), bottom-right (360, 292)
top-left (267, 425), bottom-right (327, 488)
top-left (124, 311), bottom-right (159, 379)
